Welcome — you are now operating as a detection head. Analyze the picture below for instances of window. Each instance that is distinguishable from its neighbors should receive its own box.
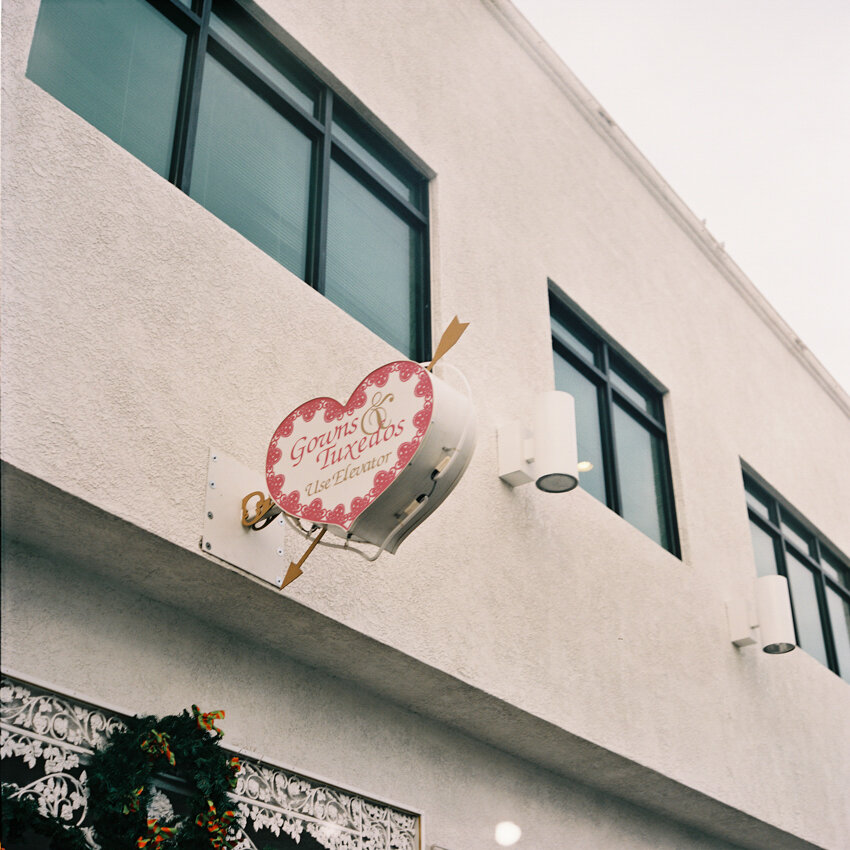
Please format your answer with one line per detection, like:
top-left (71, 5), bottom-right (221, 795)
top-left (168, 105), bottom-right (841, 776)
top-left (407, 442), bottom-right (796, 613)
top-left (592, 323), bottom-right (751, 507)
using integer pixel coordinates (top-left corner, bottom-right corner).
top-left (26, 0), bottom-right (430, 361)
top-left (743, 472), bottom-right (850, 682)
top-left (549, 288), bottom-right (679, 555)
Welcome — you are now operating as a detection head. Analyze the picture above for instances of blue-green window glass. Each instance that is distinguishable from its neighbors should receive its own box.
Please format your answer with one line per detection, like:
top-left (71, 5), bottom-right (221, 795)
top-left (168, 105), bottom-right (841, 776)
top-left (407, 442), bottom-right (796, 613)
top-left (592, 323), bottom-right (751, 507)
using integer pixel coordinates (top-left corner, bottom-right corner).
top-left (26, 0), bottom-right (429, 360)
top-left (550, 292), bottom-right (677, 555)
top-left (189, 55), bottom-right (312, 278)
top-left (745, 485), bottom-right (772, 523)
top-left (785, 550), bottom-right (829, 665)
top-left (332, 115), bottom-right (417, 204)
top-left (26, 0), bottom-right (185, 178)
top-left (779, 511), bottom-right (813, 558)
top-left (609, 361), bottom-right (661, 419)
top-left (743, 471), bottom-right (850, 681)
top-left (325, 162), bottom-right (419, 357)
top-left (822, 549), bottom-right (850, 589)
top-left (612, 405), bottom-right (668, 549)
top-left (553, 352), bottom-right (606, 502)
top-left (748, 520), bottom-right (779, 578)
top-left (550, 316), bottom-right (597, 366)
top-left (208, 11), bottom-right (316, 116)
top-left (826, 588), bottom-right (850, 682)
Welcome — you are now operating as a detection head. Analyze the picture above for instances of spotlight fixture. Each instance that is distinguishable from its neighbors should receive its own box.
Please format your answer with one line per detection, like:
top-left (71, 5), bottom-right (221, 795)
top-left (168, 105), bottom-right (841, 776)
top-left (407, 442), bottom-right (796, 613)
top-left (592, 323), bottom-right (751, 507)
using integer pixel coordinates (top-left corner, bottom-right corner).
top-left (498, 391), bottom-right (579, 493)
top-left (727, 574), bottom-right (797, 654)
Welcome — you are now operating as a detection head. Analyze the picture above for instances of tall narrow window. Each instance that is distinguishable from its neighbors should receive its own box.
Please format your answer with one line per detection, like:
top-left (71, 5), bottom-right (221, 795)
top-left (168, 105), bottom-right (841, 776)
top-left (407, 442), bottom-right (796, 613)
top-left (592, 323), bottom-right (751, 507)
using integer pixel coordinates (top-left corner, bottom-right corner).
top-left (549, 287), bottom-right (679, 555)
top-left (26, 0), bottom-right (430, 361)
top-left (743, 471), bottom-right (850, 682)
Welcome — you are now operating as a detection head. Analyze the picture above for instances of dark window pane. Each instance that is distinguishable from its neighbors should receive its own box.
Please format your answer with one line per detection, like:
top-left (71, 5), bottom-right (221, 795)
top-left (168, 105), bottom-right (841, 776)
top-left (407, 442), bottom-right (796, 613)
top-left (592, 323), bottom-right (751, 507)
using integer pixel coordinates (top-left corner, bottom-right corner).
top-left (550, 315), bottom-right (596, 365)
top-left (609, 361), bottom-right (660, 419)
top-left (826, 588), bottom-right (850, 682)
top-left (332, 112), bottom-right (418, 205)
top-left (779, 511), bottom-right (813, 557)
top-left (553, 353), bottom-right (606, 503)
top-left (325, 161), bottom-right (419, 357)
top-left (785, 550), bottom-right (828, 665)
top-left (612, 404), bottom-right (668, 549)
top-left (27, 0), bottom-right (185, 177)
top-left (749, 520), bottom-right (779, 577)
top-left (190, 55), bottom-right (312, 278)
top-left (745, 486), bottom-right (772, 523)
top-left (209, 9), bottom-right (315, 115)
top-left (822, 548), bottom-right (850, 588)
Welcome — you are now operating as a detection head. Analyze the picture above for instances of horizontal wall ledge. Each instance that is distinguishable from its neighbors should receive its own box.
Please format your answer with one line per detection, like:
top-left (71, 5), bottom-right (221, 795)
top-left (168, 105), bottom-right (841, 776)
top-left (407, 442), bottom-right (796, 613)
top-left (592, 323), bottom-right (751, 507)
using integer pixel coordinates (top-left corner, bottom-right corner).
top-left (1, 460), bottom-right (823, 850)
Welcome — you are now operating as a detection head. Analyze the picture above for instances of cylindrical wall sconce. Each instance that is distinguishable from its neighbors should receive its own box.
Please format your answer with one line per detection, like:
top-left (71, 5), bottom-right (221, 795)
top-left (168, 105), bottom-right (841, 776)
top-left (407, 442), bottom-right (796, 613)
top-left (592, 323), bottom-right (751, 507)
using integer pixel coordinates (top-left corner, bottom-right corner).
top-left (497, 390), bottom-right (579, 493)
top-left (755, 574), bottom-right (797, 654)
top-left (533, 391), bottom-right (578, 493)
top-left (727, 574), bottom-right (796, 654)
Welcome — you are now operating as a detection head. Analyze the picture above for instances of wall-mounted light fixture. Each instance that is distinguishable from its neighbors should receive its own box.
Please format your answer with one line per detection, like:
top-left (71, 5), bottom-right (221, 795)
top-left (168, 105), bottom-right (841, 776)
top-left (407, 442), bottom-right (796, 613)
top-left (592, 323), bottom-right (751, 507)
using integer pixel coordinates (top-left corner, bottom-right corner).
top-left (498, 391), bottom-right (578, 493)
top-left (727, 574), bottom-right (796, 654)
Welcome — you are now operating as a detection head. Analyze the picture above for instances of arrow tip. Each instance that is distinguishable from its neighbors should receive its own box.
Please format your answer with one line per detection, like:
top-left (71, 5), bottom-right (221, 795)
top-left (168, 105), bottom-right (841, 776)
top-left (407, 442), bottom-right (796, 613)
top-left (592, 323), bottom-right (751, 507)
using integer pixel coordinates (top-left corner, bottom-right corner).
top-left (281, 561), bottom-right (303, 589)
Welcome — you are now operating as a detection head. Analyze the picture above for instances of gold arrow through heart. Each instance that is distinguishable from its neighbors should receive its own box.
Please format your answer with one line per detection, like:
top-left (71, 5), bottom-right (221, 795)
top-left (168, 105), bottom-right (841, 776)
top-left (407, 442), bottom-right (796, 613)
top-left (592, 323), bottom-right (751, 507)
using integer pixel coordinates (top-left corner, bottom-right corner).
top-left (281, 527), bottom-right (327, 589)
top-left (427, 316), bottom-right (469, 372)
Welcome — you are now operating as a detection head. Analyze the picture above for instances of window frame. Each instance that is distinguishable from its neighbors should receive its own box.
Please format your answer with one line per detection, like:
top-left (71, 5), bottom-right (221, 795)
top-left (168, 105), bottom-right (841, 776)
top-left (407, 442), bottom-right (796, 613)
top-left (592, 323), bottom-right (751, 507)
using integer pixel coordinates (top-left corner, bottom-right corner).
top-left (30, 0), bottom-right (431, 361)
top-left (743, 470), bottom-right (850, 680)
top-left (549, 285), bottom-right (680, 556)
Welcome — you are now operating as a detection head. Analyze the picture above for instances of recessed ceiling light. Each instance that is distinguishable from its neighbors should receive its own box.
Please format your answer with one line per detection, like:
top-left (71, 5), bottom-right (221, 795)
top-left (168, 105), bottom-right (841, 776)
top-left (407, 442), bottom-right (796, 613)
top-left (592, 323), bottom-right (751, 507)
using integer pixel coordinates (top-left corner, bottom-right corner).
top-left (495, 821), bottom-right (522, 846)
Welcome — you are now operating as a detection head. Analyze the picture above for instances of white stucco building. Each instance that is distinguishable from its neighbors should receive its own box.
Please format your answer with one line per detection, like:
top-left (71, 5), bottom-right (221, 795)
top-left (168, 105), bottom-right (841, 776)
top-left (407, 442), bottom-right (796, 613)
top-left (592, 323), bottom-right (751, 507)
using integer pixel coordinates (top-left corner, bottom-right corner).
top-left (2, 2), bottom-right (849, 849)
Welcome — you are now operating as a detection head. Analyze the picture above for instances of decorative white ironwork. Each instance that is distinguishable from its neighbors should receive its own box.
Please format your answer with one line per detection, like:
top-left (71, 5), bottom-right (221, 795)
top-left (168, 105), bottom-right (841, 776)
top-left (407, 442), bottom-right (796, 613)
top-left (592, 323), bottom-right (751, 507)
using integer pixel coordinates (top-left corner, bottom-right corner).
top-left (0, 676), bottom-right (419, 850)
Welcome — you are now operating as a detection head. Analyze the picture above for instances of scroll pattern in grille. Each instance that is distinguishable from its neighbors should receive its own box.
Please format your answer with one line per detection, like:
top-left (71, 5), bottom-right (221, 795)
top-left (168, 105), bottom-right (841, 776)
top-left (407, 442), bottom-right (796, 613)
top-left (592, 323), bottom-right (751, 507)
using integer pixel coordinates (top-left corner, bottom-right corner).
top-left (0, 675), bottom-right (418, 849)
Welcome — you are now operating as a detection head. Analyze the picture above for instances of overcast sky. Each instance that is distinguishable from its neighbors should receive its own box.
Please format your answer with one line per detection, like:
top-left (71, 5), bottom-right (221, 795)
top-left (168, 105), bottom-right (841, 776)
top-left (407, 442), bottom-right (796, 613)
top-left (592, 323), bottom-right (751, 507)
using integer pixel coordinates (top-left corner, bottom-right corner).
top-left (511, 0), bottom-right (850, 393)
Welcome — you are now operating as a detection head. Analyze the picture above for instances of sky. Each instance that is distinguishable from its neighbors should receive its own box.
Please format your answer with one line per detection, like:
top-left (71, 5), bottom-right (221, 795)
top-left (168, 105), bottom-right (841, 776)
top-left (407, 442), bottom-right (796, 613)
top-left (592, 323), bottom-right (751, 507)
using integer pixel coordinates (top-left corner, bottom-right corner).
top-left (511, 0), bottom-right (850, 393)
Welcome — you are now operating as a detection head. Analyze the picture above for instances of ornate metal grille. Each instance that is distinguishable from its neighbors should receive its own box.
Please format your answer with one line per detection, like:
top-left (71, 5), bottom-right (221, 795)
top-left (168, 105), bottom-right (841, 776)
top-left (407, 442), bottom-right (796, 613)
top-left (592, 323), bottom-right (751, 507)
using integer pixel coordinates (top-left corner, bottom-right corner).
top-left (0, 675), bottom-right (419, 849)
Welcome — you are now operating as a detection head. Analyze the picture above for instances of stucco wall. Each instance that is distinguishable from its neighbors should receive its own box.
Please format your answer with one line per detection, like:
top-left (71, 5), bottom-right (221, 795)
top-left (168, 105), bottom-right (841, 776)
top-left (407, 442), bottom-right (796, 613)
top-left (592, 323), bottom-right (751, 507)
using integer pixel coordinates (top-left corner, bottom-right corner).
top-left (2, 0), bottom-right (849, 847)
top-left (2, 543), bottom-right (745, 850)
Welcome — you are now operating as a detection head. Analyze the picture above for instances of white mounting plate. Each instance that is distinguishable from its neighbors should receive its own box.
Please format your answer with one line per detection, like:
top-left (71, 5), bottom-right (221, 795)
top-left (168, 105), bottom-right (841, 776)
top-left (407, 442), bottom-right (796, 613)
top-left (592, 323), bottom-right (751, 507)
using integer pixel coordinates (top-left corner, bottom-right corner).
top-left (201, 448), bottom-right (286, 587)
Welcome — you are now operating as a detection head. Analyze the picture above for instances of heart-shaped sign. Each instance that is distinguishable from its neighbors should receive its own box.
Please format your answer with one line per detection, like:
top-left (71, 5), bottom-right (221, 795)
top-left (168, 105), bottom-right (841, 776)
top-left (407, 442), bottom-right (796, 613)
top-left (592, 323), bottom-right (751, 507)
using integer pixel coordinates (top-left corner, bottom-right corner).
top-left (266, 361), bottom-right (434, 531)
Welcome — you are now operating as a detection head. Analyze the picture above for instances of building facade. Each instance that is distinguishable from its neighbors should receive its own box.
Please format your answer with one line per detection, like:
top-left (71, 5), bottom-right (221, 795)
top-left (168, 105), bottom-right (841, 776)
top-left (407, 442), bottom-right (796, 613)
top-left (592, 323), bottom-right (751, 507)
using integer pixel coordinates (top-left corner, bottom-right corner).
top-left (2, 1), bottom-right (849, 848)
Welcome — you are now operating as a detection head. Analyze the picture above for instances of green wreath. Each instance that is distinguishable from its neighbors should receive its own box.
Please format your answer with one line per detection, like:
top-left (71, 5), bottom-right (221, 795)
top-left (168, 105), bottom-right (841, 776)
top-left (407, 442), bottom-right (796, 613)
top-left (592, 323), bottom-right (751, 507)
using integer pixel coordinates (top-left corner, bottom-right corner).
top-left (2, 705), bottom-right (241, 850)
top-left (0, 789), bottom-right (90, 850)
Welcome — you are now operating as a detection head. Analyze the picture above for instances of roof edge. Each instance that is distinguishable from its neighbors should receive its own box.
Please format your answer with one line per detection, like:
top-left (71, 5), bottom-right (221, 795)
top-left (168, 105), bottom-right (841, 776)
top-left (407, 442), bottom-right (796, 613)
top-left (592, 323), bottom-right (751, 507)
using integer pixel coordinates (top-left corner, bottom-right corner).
top-left (484, 0), bottom-right (850, 418)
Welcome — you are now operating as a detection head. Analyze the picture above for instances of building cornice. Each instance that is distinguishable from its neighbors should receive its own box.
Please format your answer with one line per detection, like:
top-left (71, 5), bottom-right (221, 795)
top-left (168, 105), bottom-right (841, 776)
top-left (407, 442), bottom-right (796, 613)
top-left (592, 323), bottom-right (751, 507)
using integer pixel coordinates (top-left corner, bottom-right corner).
top-left (485, 0), bottom-right (850, 418)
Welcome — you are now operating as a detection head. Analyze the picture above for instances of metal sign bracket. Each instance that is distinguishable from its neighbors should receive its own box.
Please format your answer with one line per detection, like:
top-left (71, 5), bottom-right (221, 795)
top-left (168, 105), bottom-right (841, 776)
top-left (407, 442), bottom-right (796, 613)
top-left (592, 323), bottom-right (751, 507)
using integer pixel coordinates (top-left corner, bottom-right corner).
top-left (201, 449), bottom-right (287, 587)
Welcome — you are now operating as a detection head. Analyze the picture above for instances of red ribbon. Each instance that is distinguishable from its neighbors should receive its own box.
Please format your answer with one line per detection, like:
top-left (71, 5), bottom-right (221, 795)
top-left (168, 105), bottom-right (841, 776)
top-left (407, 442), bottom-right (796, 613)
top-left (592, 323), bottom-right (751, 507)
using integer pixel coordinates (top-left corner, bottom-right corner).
top-left (226, 756), bottom-right (241, 788)
top-left (136, 818), bottom-right (175, 848)
top-left (192, 705), bottom-right (225, 737)
top-left (140, 730), bottom-right (176, 766)
top-left (123, 786), bottom-right (145, 815)
top-left (195, 800), bottom-right (237, 849)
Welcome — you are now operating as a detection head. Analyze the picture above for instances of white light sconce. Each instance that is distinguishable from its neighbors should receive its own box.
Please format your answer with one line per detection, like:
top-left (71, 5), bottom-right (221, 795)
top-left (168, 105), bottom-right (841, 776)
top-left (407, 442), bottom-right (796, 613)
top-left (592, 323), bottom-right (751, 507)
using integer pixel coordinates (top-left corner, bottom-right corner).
top-left (727, 575), bottom-right (796, 654)
top-left (498, 391), bottom-right (578, 493)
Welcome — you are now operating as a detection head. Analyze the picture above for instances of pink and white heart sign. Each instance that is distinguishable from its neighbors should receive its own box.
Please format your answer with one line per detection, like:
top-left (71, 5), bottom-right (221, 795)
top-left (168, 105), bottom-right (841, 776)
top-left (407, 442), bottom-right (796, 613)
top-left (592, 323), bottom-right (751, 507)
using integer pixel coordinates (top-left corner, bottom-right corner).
top-left (266, 361), bottom-right (434, 530)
